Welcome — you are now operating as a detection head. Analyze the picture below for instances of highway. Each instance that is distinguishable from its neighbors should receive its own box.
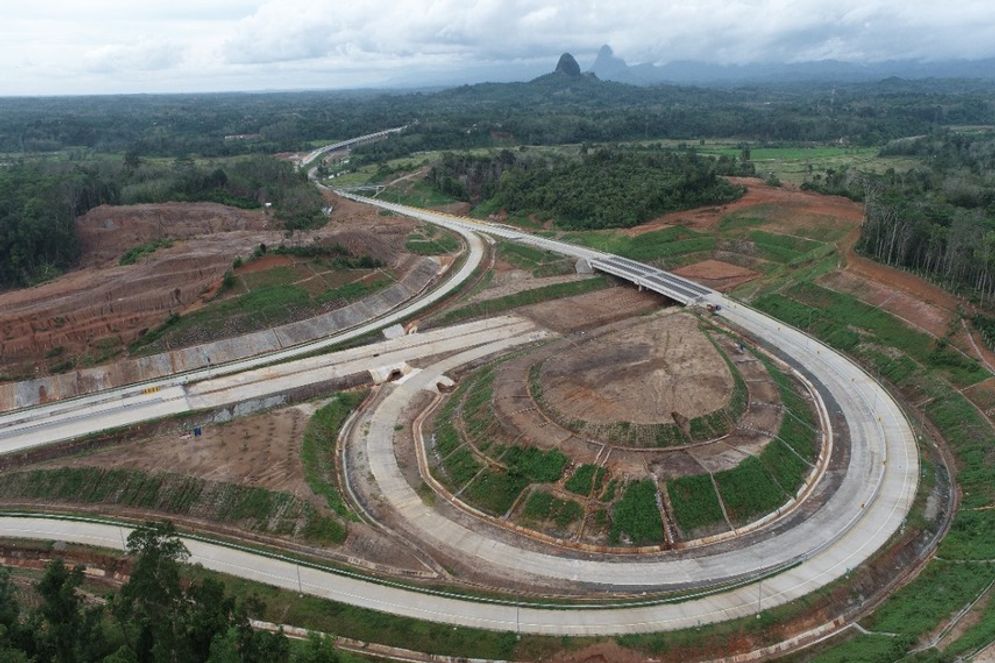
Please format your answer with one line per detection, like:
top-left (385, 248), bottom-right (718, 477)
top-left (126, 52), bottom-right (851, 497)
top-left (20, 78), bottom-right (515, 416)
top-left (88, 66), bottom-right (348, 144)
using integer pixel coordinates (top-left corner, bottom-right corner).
top-left (296, 126), bottom-right (407, 167)
top-left (0, 227), bottom-right (485, 453)
top-left (0, 192), bottom-right (921, 636)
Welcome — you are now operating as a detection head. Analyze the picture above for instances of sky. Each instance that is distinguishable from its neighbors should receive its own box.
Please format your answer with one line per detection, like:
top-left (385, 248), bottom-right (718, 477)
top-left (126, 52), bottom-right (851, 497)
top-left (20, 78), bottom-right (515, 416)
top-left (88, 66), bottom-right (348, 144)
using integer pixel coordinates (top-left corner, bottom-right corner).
top-left (3, 0), bottom-right (995, 96)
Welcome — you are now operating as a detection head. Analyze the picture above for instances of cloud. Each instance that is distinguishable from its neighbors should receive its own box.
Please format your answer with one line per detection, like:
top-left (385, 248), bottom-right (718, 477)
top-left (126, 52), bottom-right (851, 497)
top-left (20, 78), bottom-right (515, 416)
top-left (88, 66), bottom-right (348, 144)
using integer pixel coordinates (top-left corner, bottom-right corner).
top-left (3, 0), bottom-right (995, 94)
top-left (82, 41), bottom-right (185, 73)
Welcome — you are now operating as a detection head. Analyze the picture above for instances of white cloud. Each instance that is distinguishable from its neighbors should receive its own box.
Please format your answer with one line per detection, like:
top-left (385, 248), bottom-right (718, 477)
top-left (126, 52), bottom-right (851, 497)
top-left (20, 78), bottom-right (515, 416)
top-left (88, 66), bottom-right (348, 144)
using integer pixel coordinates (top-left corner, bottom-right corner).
top-left (2, 0), bottom-right (995, 94)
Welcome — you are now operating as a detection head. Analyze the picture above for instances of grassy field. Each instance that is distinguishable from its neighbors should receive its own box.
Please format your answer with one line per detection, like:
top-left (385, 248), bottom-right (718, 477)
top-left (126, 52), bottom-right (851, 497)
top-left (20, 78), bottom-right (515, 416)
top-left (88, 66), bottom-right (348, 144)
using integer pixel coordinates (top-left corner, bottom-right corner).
top-left (690, 144), bottom-right (920, 185)
top-left (565, 464), bottom-right (607, 497)
top-left (434, 275), bottom-right (610, 325)
top-left (611, 480), bottom-right (664, 545)
top-left (0, 467), bottom-right (345, 544)
top-left (560, 226), bottom-right (715, 265)
top-left (522, 490), bottom-right (584, 528)
top-left (300, 391), bottom-right (367, 519)
top-left (667, 474), bottom-right (726, 533)
top-left (497, 240), bottom-right (574, 276)
top-left (132, 257), bottom-right (390, 354)
top-left (405, 228), bottom-right (461, 255)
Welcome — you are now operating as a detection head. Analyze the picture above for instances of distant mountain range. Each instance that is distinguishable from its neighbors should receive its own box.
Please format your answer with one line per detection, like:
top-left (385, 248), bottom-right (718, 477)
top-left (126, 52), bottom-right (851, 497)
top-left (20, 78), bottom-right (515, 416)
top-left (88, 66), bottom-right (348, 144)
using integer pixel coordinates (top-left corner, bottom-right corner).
top-left (588, 45), bottom-right (995, 85)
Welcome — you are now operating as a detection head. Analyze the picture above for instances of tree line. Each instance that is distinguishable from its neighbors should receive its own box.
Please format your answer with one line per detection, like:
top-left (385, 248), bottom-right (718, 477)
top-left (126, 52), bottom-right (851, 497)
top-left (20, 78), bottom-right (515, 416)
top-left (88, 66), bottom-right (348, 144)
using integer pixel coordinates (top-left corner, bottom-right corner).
top-left (805, 130), bottom-right (995, 305)
top-left (427, 147), bottom-right (747, 229)
top-left (0, 155), bottom-right (323, 289)
top-left (0, 521), bottom-right (340, 663)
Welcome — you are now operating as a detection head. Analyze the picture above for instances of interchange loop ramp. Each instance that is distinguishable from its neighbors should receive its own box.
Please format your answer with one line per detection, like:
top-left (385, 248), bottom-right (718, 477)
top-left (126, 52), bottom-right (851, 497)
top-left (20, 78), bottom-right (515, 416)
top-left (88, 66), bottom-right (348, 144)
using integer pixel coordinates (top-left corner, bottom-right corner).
top-left (0, 187), bottom-right (921, 637)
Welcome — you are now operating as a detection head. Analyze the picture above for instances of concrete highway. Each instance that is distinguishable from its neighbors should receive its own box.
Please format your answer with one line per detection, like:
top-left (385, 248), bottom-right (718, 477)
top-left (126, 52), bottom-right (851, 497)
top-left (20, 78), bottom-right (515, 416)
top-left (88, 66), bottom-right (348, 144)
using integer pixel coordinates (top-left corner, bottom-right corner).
top-left (0, 154), bottom-right (920, 638)
top-left (0, 315), bottom-right (536, 455)
top-left (296, 126), bottom-right (407, 168)
top-left (0, 220), bottom-right (485, 453)
top-left (0, 193), bottom-right (920, 636)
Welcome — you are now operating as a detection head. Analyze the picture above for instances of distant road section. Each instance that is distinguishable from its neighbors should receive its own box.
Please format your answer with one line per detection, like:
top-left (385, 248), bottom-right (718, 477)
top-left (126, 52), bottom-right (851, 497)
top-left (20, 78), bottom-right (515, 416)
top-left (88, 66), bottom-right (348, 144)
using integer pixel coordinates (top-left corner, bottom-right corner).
top-left (296, 126), bottom-right (407, 167)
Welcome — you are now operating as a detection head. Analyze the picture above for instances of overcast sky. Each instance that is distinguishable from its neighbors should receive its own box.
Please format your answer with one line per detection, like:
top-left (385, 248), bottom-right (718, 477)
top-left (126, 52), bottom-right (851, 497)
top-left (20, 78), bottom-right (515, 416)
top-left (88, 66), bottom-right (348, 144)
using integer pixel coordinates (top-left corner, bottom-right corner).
top-left (3, 0), bottom-right (995, 96)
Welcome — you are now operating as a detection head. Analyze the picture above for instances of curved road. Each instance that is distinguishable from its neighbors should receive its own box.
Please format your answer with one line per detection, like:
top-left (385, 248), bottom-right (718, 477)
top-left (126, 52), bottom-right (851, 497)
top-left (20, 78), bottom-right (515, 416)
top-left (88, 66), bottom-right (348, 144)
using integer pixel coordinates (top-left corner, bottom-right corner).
top-left (0, 223), bottom-right (484, 454)
top-left (0, 192), bottom-right (920, 636)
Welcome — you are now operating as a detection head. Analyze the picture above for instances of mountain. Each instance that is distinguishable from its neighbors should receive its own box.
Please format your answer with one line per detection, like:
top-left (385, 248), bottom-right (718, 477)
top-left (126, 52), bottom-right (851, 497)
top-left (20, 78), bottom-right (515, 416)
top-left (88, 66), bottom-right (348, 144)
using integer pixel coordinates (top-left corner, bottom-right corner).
top-left (554, 52), bottom-right (582, 77)
top-left (588, 44), bottom-right (995, 85)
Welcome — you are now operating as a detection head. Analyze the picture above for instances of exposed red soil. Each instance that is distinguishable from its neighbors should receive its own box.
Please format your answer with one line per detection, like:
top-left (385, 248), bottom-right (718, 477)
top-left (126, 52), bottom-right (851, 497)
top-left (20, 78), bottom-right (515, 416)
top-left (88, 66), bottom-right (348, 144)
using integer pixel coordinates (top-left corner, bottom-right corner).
top-left (625, 177), bottom-right (863, 236)
top-left (672, 259), bottom-right (760, 292)
top-left (0, 195), bottom-right (418, 378)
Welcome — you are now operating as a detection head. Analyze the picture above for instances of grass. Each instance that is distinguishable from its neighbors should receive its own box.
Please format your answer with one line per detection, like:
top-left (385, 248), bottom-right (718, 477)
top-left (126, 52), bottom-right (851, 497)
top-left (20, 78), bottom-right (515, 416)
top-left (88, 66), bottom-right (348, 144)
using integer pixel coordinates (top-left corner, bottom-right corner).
top-left (498, 240), bottom-right (573, 276)
top-left (565, 464), bottom-right (607, 497)
top-left (187, 567), bottom-right (525, 660)
top-left (0, 467), bottom-right (345, 544)
top-left (438, 447), bottom-right (482, 490)
top-left (522, 490), bottom-right (584, 528)
top-left (667, 474), bottom-right (726, 533)
top-left (131, 258), bottom-right (390, 354)
top-left (300, 391), bottom-right (367, 519)
top-left (713, 456), bottom-right (786, 526)
top-left (462, 469), bottom-right (528, 515)
top-left (757, 282), bottom-right (988, 387)
top-left (746, 230), bottom-right (823, 263)
top-left (405, 231), bottom-right (460, 255)
top-left (561, 226), bottom-right (716, 264)
top-left (939, 509), bottom-right (995, 560)
top-left (610, 480), bottom-right (664, 545)
top-left (863, 560), bottom-right (995, 637)
top-left (502, 446), bottom-right (568, 483)
top-left (435, 276), bottom-right (609, 325)
top-left (119, 238), bottom-right (173, 265)
top-left (943, 593), bottom-right (995, 658)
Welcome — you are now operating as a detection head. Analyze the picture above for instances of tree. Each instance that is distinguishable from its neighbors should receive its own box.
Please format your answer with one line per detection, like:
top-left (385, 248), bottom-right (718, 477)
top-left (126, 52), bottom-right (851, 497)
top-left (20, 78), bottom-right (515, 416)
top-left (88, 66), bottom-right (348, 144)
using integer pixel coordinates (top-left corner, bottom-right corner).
top-left (113, 521), bottom-right (190, 662)
top-left (35, 560), bottom-right (108, 662)
top-left (292, 633), bottom-right (339, 663)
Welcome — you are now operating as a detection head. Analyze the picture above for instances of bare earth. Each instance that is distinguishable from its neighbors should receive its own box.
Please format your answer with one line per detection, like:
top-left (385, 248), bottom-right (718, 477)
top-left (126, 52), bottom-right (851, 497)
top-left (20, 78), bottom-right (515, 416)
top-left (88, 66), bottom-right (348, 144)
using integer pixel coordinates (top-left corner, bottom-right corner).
top-left (540, 312), bottom-right (732, 425)
top-left (673, 259), bottom-right (760, 292)
top-left (0, 196), bottom-right (418, 377)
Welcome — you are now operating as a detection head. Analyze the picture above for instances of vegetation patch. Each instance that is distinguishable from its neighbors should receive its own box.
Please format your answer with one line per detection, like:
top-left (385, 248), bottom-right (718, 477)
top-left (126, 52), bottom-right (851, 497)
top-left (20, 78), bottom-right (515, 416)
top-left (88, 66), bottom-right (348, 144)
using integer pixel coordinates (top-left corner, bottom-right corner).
top-left (0, 467), bottom-right (345, 544)
top-left (119, 238), bottom-right (174, 265)
top-left (300, 391), bottom-right (367, 519)
top-left (610, 480), bottom-right (664, 545)
top-left (462, 469), bottom-right (528, 515)
top-left (436, 276), bottom-right (609, 325)
top-left (713, 456), bottom-right (786, 525)
top-left (667, 474), bottom-right (726, 533)
top-left (522, 490), bottom-right (584, 528)
top-left (565, 464), bottom-right (607, 497)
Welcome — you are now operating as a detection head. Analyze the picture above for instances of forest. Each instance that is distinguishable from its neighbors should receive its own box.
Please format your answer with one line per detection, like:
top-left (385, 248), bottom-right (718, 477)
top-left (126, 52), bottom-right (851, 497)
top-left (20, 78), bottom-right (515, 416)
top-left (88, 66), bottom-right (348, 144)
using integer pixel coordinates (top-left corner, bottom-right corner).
top-left (0, 155), bottom-right (323, 289)
top-left (2, 77), bottom-right (993, 159)
top-left (0, 521), bottom-right (340, 663)
top-left (804, 130), bottom-right (995, 305)
top-left (428, 148), bottom-right (747, 229)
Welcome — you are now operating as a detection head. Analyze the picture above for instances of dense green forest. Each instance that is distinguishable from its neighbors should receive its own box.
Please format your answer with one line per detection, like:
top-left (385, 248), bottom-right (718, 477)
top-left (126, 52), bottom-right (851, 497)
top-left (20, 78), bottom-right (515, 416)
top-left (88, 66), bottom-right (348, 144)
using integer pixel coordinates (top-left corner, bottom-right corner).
top-left (0, 521), bottom-right (340, 662)
top-left (0, 156), bottom-right (322, 289)
top-left (804, 130), bottom-right (995, 304)
top-left (2, 77), bottom-right (993, 159)
top-left (428, 148), bottom-right (747, 229)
